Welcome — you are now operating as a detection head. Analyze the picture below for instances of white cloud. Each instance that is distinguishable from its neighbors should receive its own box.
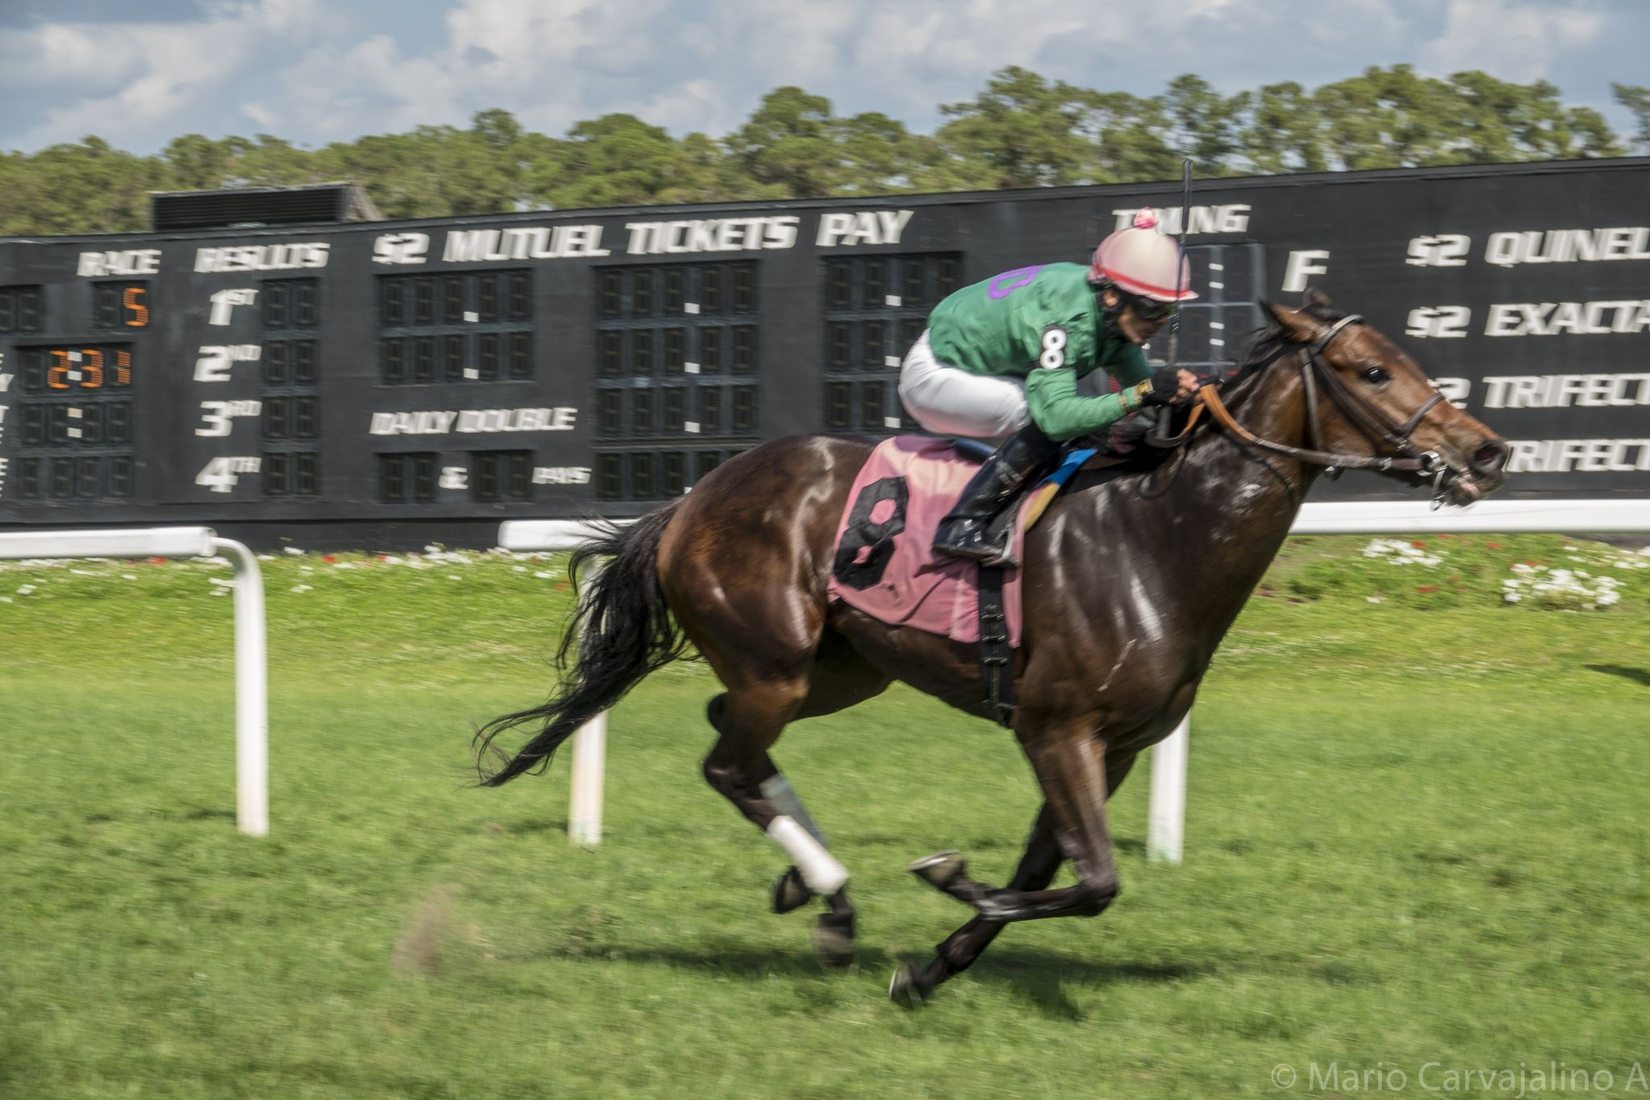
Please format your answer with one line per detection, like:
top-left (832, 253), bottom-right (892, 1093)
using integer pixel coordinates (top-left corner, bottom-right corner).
top-left (0, 0), bottom-right (1641, 155)
top-left (4, 0), bottom-right (332, 149)
top-left (1420, 0), bottom-right (1606, 81)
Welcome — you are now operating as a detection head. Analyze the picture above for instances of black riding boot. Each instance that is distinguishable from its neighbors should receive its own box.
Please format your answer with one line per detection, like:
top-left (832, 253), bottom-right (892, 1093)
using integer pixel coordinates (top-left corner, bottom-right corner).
top-left (932, 425), bottom-right (1062, 565)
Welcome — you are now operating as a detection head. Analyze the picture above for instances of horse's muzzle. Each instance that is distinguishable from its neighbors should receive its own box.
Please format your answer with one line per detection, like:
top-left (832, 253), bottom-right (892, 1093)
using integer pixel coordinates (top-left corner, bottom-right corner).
top-left (1439, 438), bottom-right (1511, 505)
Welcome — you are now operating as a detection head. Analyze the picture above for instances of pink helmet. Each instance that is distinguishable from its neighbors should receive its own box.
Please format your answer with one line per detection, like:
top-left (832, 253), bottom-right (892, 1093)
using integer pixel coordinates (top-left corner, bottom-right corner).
top-left (1089, 209), bottom-right (1199, 302)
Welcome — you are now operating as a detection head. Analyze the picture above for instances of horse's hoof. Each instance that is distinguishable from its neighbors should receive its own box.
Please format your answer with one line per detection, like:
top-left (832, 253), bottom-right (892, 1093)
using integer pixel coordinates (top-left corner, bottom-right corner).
top-left (888, 962), bottom-right (927, 1009)
top-left (771, 866), bottom-right (813, 914)
top-left (908, 850), bottom-right (965, 891)
top-left (813, 915), bottom-right (856, 969)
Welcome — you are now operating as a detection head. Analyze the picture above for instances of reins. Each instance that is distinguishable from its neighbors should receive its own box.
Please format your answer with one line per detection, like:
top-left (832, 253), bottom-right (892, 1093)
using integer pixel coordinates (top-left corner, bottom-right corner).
top-left (1194, 314), bottom-right (1457, 488)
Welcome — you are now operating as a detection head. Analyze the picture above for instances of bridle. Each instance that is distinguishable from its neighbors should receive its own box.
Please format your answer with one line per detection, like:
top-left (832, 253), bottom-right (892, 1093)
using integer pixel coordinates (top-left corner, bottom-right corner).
top-left (1197, 314), bottom-right (1464, 503)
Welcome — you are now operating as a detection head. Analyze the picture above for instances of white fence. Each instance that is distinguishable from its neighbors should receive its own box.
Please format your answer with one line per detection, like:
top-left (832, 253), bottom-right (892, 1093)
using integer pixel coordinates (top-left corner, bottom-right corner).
top-left (503, 499), bottom-right (1650, 856)
top-left (1146, 498), bottom-right (1650, 862)
top-left (0, 527), bottom-right (269, 837)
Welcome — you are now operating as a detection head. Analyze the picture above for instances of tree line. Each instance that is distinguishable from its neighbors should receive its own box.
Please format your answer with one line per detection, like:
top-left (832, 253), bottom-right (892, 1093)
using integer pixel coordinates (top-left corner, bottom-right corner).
top-left (4, 65), bottom-right (1648, 236)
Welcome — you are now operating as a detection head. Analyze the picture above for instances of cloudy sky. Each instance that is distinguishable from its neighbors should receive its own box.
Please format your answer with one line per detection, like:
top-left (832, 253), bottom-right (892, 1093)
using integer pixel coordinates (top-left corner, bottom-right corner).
top-left (0, 0), bottom-right (1644, 156)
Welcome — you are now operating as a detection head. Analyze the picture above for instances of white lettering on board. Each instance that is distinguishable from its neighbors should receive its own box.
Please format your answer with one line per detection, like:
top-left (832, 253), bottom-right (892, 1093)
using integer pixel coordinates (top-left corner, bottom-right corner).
top-left (441, 226), bottom-right (611, 263)
top-left (815, 210), bottom-right (915, 247)
top-left (1404, 306), bottom-right (1472, 339)
top-left (77, 250), bottom-right (162, 277)
top-left (373, 232), bottom-right (431, 265)
top-left (194, 243), bottom-right (329, 273)
top-left (1111, 205), bottom-right (1251, 234)
top-left (1480, 373), bottom-right (1650, 409)
top-left (207, 290), bottom-right (258, 327)
top-left (367, 408), bottom-right (578, 436)
top-left (1405, 235), bottom-right (1472, 267)
top-left (1282, 250), bottom-right (1330, 293)
top-left (1505, 439), bottom-right (1650, 473)
top-left (532, 466), bottom-right (592, 485)
top-left (624, 216), bottom-right (801, 255)
top-left (1485, 226), bottom-right (1650, 267)
top-left (1484, 301), bottom-right (1650, 336)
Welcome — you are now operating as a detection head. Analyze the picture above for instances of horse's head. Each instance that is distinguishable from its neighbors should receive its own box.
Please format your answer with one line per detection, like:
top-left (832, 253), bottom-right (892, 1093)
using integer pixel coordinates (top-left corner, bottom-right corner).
top-left (1257, 290), bottom-right (1509, 505)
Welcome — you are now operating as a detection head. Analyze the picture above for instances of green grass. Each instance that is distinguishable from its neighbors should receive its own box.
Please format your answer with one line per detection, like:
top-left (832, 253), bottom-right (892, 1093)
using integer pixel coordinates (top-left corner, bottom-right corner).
top-left (1, 537), bottom-right (1648, 1099)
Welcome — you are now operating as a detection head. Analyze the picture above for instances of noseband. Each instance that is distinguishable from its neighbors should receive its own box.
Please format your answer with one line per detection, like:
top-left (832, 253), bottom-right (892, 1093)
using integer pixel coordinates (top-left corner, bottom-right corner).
top-left (1198, 315), bottom-right (1463, 500)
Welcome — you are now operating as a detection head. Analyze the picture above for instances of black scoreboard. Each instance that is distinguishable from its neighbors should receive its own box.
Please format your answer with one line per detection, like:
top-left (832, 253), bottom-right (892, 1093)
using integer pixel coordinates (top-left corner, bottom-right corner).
top-left (2, 159), bottom-right (1647, 546)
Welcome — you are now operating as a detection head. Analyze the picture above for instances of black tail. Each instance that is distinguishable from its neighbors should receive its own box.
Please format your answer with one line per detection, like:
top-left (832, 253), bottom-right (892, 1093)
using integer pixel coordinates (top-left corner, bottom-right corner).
top-left (474, 501), bottom-right (688, 786)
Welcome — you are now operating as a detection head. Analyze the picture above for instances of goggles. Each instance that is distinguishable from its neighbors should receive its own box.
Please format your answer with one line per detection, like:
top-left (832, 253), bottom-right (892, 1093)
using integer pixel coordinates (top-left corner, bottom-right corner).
top-left (1121, 291), bottom-right (1177, 323)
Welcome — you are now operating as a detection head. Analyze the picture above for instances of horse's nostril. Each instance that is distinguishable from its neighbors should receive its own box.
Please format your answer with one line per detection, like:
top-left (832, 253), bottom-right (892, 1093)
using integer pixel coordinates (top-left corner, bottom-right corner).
top-left (1471, 440), bottom-right (1510, 474)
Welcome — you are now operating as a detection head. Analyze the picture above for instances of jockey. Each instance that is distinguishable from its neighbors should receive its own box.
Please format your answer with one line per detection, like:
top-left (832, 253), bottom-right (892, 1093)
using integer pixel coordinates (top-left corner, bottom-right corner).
top-left (898, 209), bottom-right (1202, 565)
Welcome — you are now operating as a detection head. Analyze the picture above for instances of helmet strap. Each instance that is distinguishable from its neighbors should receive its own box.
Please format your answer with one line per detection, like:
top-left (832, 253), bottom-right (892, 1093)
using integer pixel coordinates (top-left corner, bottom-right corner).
top-left (1094, 281), bottom-right (1128, 342)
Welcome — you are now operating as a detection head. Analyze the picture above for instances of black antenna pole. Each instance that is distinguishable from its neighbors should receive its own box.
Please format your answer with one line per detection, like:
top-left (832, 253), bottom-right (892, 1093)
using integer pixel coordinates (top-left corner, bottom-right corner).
top-left (1149, 158), bottom-right (1196, 448)
top-left (1168, 157), bottom-right (1193, 370)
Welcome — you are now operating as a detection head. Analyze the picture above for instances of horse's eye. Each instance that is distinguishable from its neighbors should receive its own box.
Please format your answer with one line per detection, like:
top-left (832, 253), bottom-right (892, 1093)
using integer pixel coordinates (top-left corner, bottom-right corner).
top-left (1360, 366), bottom-right (1390, 385)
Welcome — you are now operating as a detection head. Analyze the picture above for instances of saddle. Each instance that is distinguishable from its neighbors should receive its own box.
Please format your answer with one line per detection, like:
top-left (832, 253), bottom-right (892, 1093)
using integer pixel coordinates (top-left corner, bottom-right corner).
top-left (824, 411), bottom-right (1193, 726)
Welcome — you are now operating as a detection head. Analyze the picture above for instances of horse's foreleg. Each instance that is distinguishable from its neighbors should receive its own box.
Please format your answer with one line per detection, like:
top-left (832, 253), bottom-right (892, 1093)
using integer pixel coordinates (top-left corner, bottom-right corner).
top-left (701, 691), bottom-right (858, 967)
top-left (891, 804), bottom-right (1061, 1006)
top-left (968, 731), bottom-right (1120, 923)
top-left (892, 750), bottom-right (1137, 1006)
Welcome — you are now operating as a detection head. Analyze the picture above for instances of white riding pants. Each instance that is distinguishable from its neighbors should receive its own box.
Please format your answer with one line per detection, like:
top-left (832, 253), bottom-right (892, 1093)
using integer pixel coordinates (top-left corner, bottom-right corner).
top-left (897, 330), bottom-right (1029, 442)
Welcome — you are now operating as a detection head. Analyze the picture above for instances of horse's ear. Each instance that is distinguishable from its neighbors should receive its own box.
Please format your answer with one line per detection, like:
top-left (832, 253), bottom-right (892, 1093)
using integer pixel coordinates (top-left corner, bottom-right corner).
top-left (1259, 298), bottom-right (1319, 343)
top-left (1302, 287), bottom-right (1333, 312)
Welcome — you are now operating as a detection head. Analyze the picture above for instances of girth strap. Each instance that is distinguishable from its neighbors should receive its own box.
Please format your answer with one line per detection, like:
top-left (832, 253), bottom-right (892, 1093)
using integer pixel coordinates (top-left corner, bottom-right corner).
top-left (977, 564), bottom-right (1015, 728)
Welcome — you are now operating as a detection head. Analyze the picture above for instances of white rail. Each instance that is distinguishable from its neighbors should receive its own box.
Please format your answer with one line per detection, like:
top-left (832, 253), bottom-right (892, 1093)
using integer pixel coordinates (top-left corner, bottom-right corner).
top-left (0, 526), bottom-right (268, 836)
top-left (502, 498), bottom-right (1650, 857)
top-left (1144, 498), bottom-right (1650, 863)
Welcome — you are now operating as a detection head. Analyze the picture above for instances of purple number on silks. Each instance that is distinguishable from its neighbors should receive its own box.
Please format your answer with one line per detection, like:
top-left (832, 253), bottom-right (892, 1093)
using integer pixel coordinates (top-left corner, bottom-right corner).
top-left (987, 265), bottom-right (1044, 299)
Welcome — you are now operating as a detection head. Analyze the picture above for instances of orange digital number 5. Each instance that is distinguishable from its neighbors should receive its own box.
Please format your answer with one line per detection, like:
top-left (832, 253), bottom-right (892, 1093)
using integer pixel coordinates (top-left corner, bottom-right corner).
top-left (124, 286), bottom-right (149, 328)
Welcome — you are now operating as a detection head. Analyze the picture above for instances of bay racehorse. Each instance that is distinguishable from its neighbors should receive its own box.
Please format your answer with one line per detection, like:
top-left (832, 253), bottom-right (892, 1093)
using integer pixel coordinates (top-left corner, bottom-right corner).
top-left (475, 290), bottom-right (1509, 1005)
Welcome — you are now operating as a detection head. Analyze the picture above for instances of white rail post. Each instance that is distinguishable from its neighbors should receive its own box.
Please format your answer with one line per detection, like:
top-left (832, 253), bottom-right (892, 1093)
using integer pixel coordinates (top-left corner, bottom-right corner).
top-left (0, 526), bottom-right (268, 836)
top-left (210, 537), bottom-right (268, 837)
top-left (499, 520), bottom-right (626, 845)
top-left (1147, 717), bottom-right (1189, 863)
top-left (567, 712), bottom-right (607, 846)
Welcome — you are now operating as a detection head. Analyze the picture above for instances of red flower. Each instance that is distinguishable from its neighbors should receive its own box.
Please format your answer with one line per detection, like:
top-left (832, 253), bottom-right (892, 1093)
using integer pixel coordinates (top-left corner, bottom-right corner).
top-left (1416, 585), bottom-right (1438, 594)
top-left (1486, 542), bottom-right (1501, 549)
top-left (1411, 540), bottom-right (1426, 548)
top-left (323, 554), bottom-right (337, 564)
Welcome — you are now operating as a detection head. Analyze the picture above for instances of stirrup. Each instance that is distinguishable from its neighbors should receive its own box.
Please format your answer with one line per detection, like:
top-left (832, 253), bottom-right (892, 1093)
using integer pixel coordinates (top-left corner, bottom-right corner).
top-left (933, 525), bottom-right (1015, 567)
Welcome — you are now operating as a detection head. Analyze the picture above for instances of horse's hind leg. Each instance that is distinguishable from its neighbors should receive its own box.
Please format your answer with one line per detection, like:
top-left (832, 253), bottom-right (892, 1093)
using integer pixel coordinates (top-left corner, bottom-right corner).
top-left (702, 681), bottom-right (867, 967)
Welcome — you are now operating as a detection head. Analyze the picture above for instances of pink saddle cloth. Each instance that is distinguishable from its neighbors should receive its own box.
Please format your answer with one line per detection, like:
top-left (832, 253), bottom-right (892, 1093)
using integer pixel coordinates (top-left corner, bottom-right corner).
top-left (825, 436), bottom-right (1027, 647)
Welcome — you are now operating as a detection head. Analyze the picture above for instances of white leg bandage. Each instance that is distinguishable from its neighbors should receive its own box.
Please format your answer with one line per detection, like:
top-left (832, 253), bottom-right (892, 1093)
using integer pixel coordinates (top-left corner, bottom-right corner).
top-left (767, 815), bottom-right (849, 895)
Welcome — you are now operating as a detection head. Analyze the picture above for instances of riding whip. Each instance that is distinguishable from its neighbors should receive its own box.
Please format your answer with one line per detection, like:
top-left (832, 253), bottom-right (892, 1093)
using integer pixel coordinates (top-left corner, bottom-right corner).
top-left (1147, 157), bottom-right (1196, 447)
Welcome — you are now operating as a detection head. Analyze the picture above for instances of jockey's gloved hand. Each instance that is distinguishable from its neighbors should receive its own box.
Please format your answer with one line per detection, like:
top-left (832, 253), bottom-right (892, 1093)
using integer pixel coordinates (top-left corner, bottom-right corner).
top-left (1138, 366), bottom-right (1190, 407)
